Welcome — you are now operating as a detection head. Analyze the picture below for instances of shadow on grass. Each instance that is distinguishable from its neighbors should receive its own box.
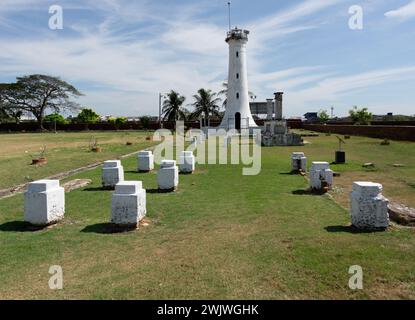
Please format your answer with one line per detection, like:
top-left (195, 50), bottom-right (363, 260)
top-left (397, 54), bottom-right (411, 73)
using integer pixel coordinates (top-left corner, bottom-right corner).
top-left (146, 188), bottom-right (176, 194)
top-left (83, 187), bottom-right (113, 192)
top-left (325, 225), bottom-right (386, 234)
top-left (81, 223), bottom-right (137, 234)
top-left (292, 189), bottom-right (327, 196)
top-left (0, 221), bottom-right (46, 232)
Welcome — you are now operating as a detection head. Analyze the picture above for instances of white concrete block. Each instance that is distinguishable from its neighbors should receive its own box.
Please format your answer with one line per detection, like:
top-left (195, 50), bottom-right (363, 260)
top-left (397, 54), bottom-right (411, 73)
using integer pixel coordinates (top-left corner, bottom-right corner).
top-left (310, 161), bottom-right (333, 190)
top-left (291, 152), bottom-right (307, 172)
top-left (24, 179), bottom-right (65, 226)
top-left (111, 181), bottom-right (146, 227)
top-left (157, 160), bottom-right (179, 190)
top-left (178, 151), bottom-right (195, 173)
top-left (102, 160), bottom-right (124, 189)
top-left (350, 182), bottom-right (389, 230)
top-left (138, 151), bottom-right (154, 172)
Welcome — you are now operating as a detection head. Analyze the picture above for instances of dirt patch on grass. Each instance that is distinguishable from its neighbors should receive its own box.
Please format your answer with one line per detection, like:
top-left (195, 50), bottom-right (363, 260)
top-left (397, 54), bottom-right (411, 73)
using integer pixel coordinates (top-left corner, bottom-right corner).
top-left (330, 171), bottom-right (415, 209)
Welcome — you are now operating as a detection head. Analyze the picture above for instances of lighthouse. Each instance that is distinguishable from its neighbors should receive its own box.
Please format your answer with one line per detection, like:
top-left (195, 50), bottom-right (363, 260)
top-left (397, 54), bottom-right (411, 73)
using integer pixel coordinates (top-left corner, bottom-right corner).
top-left (219, 28), bottom-right (257, 131)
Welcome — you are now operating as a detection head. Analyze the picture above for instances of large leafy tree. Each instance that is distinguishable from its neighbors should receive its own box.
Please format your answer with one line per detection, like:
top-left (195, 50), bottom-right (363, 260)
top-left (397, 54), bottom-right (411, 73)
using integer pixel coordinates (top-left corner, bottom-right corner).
top-left (0, 101), bottom-right (22, 124)
top-left (318, 109), bottom-right (330, 124)
top-left (0, 75), bottom-right (82, 129)
top-left (0, 84), bottom-right (23, 123)
top-left (162, 90), bottom-right (187, 124)
top-left (349, 106), bottom-right (373, 125)
top-left (75, 108), bottom-right (100, 123)
top-left (190, 89), bottom-right (221, 124)
top-left (44, 113), bottom-right (68, 125)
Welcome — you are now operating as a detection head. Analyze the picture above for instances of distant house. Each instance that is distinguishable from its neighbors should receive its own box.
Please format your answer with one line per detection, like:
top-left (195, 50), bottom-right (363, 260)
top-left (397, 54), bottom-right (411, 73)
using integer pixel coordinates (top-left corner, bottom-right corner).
top-left (303, 112), bottom-right (318, 123)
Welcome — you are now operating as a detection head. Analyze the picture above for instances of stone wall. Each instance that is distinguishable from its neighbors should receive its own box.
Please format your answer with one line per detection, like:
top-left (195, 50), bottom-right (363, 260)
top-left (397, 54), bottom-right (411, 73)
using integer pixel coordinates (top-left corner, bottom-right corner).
top-left (303, 124), bottom-right (415, 142)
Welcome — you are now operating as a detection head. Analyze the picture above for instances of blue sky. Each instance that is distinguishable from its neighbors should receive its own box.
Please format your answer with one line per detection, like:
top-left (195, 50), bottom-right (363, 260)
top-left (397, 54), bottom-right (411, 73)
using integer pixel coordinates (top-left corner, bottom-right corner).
top-left (0, 0), bottom-right (414, 117)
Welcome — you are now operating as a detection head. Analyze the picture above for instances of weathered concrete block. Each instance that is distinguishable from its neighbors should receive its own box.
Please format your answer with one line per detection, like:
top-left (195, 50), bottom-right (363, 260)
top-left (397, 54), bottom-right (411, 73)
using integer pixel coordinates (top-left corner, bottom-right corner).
top-left (350, 182), bottom-right (389, 230)
top-left (178, 151), bottom-right (195, 173)
top-left (111, 181), bottom-right (146, 227)
top-left (310, 162), bottom-right (333, 190)
top-left (24, 180), bottom-right (65, 226)
top-left (291, 152), bottom-right (307, 172)
top-left (138, 151), bottom-right (154, 172)
top-left (102, 160), bottom-right (124, 189)
top-left (157, 160), bottom-right (179, 190)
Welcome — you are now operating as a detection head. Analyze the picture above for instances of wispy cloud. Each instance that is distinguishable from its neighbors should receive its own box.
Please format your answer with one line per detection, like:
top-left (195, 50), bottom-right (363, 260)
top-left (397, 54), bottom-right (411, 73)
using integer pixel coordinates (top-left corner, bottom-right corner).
top-left (385, 1), bottom-right (415, 20)
top-left (275, 66), bottom-right (415, 115)
top-left (0, 0), bottom-right (413, 116)
top-left (249, 0), bottom-right (344, 43)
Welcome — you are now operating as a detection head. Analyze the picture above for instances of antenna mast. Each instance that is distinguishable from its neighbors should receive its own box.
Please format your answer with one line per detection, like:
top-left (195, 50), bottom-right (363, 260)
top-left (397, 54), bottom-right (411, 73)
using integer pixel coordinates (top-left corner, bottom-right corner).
top-left (228, 1), bottom-right (231, 31)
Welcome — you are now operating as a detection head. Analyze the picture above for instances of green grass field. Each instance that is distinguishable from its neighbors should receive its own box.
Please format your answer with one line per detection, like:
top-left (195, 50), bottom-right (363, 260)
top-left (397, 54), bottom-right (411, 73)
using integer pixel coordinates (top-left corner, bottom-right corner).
top-left (0, 131), bottom-right (156, 190)
top-left (0, 132), bottom-right (414, 299)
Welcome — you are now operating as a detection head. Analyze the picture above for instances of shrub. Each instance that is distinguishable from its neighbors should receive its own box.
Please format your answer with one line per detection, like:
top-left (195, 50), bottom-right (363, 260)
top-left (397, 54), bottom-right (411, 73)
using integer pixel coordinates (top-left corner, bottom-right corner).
top-left (75, 108), bottom-right (100, 124)
top-left (44, 113), bottom-right (68, 125)
top-left (349, 106), bottom-right (373, 125)
top-left (139, 116), bottom-right (151, 130)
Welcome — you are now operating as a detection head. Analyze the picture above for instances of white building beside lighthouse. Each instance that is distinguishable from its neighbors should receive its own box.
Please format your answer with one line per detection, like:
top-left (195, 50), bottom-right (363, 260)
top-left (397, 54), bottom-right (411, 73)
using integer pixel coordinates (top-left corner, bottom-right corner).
top-left (219, 28), bottom-right (257, 131)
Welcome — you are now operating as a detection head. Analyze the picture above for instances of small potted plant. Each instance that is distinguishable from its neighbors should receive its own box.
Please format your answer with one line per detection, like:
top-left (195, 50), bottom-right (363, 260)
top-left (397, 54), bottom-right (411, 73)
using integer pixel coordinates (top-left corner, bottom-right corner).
top-left (380, 139), bottom-right (390, 146)
top-left (89, 137), bottom-right (102, 152)
top-left (29, 145), bottom-right (48, 165)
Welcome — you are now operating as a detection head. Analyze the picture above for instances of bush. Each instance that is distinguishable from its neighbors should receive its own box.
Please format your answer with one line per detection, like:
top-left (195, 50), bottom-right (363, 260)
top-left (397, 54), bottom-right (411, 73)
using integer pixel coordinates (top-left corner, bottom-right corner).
top-left (139, 116), bottom-right (151, 130)
top-left (115, 117), bottom-right (127, 125)
top-left (75, 108), bottom-right (100, 124)
top-left (318, 110), bottom-right (330, 124)
top-left (44, 113), bottom-right (68, 125)
top-left (107, 117), bottom-right (116, 125)
top-left (349, 106), bottom-right (373, 125)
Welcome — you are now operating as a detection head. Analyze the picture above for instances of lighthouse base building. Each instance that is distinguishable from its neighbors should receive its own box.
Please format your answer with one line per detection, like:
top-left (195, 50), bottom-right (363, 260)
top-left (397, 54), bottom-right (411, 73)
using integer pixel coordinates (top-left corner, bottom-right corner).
top-left (261, 92), bottom-right (303, 147)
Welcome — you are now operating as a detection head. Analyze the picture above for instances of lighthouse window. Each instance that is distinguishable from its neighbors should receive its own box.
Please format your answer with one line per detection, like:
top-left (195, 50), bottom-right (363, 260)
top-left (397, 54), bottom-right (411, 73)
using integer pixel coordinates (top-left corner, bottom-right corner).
top-left (236, 73), bottom-right (239, 79)
top-left (236, 51), bottom-right (239, 57)
top-left (236, 93), bottom-right (239, 99)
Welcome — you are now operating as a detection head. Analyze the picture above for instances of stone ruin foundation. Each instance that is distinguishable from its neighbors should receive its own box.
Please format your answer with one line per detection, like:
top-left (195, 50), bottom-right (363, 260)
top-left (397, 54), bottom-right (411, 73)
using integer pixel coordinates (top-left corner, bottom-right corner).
top-left (310, 162), bottom-right (334, 192)
top-left (24, 179), bottom-right (65, 226)
top-left (138, 151), bottom-right (154, 172)
top-left (157, 160), bottom-right (179, 191)
top-left (350, 182), bottom-right (389, 230)
top-left (102, 160), bottom-right (124, 189)
top-left (178, 151), bottom-right (195, 174)
top-left (111, 181), bottom-right (146, 229)
top-left (291, 152), bottom-right (307, 173)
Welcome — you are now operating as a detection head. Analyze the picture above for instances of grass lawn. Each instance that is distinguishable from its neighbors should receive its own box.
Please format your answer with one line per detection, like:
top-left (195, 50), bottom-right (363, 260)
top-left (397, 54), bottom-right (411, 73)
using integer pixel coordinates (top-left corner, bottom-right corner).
top-left (294, 131), bottom-right (415, 208)
top-left (0, 131), bottom-right (156, 190)
top-left (0, 132), bottom-right (414, 299)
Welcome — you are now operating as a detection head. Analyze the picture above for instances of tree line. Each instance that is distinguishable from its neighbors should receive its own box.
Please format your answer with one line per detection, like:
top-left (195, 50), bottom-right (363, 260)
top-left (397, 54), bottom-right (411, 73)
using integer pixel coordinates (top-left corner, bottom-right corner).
top-left (0, 74), bottom-right (229, 130)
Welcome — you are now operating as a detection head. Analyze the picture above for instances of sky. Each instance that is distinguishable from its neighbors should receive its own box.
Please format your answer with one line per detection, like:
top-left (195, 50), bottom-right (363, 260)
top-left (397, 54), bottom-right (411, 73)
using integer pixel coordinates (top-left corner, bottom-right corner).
top-left (0, 0), bottom-right (414, 117)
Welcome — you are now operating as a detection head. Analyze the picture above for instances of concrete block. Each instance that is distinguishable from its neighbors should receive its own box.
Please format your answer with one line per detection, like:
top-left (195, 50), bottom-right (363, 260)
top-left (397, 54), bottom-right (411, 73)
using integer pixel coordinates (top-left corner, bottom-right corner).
top-left (102, 160), bottom-right (124, 189)
top-left (138, 151), bottom-right (154, 172)
top-left (178, 151), bottom-right (195, 173)
top-left (350, 182), bottom-right (389, 230)
top-left (291, 152), bottom-right (307, 172)
top-left (111, 181), bottom-right (146, 227)
top-left (310, 162), bottom-right (333, 190)
top-left (24, 179), bottom-right (65, 226)
top-left (157, 160), bottom-right (179, 190)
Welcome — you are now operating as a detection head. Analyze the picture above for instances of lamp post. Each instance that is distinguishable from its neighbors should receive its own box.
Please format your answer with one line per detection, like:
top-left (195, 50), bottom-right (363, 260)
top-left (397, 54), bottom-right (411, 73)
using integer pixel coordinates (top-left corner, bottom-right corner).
top-left (159, 93), bottom-right (166, 129)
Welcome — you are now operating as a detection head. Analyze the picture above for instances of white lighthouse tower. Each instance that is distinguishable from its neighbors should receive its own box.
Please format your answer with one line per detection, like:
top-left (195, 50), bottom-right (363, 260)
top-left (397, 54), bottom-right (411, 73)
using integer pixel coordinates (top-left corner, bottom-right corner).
top-left (219, 28), bottom-right (257, 131)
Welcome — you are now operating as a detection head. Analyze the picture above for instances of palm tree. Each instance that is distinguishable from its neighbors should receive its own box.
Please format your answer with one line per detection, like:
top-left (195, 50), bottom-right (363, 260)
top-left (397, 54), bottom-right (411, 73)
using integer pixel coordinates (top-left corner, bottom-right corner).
top-left (191, 89), bottom-right (221, 126)
top-left (162, 90), bottom-right (187, 125)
